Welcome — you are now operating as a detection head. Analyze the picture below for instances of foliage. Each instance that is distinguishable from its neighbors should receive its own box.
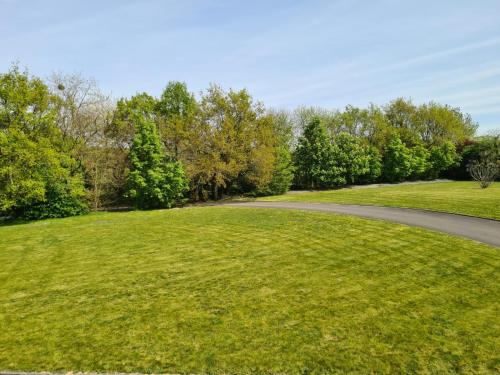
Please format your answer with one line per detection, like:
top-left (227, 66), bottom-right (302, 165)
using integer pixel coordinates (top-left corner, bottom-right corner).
top-left (382, 135), bottom-right (413, 182)
top-left (330, 132), bottom-right (374, 185)
top-left (156, 81), bottom-right (197, 158)
top-left (255, 110), bottom-right (294, 195)
top-left (187, 85), bottom-right (277, 200)
top-left (428, 141), bottom-right (459, 179)
top-left (360, 146), bottom-right (382, 183)
top-left (468, 160), bottom-right (498, 188)
top-left (294, 117), bottom-right (336, 188)
top-left (409, 143), bottom-right (431, 179)
top-left (0, 66), bottom-right (87, 219)
top-left (125, 117), bottom-right (187, 209)
top-left (0, 64), bottom-right (487, 217)
top-left (50, 73), bottom-right (124, 209)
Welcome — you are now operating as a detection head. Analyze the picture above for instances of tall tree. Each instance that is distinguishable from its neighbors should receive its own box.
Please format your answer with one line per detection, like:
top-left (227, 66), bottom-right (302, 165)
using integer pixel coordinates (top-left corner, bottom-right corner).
top-left (125, 117), bottom-right (187, 209)
top-left (382, 135), bottom-right (414, 182)
top-left (156, 81), bottom-right (197, 158)
top-left (294, 117), bottom-right (337, 188)
top-left (50, 73), bottom-right (125, 209)
top-left (0, 66), bottom-right (87, 219)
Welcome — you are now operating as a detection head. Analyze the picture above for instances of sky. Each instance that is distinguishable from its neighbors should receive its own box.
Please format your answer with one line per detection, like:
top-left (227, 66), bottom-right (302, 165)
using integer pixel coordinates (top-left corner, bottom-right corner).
top-left (1, 0), bottom-right (500, 133)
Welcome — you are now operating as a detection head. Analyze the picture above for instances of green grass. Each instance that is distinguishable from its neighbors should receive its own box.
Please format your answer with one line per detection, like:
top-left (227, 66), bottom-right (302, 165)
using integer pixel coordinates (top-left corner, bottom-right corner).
top-left (257, 181), bottom-right (500, 220)
top-left (1, 207), bottom-right (499, 374)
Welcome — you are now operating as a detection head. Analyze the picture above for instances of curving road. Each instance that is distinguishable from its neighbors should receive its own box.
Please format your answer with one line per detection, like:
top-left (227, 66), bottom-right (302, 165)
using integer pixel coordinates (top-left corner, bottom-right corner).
top-left (224, 201), bottom-right (500, 247)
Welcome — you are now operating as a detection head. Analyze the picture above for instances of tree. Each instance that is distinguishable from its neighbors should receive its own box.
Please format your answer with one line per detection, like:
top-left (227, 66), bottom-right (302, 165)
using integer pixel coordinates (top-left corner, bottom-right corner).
top-left (125, 118), bottom-right (187, 209)
top-left (384, 98), bottom-right (419, 146)
top-left (256, 110), bottom-right (294, 195)
top-left (330, 132), bottom-right (372, 185)
top-left (409, 143), bottom-right (431, 180)
top-left (383, 135), bottom-right (414, 182)
top-left (50, 73), bottom-right (125, 209)
top-left (415, 102), bottom-right (478, 146)
top-left (188, 85), bottom-right (276, 200)
top-left (427, 141), bottom-right (459, 179)
top-left (294, 117), bottom-right (337, 188)
top-left (156, 81), bottom-right (197, 158)
top-left (359, 146), bottom-right (382, 183)
top-left (0, 66), bottom-right (87, 219)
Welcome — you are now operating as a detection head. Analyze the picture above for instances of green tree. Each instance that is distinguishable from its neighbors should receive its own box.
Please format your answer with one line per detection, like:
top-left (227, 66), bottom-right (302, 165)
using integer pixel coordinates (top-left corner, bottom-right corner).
top-left (125, 118), bottom-right (187, 209)
top-left (409, 143), bottom-right (431, 180)
top-left (330, 132), bottom-right (373, 185)
top-left (0, 66), bottom-right (87, 219)
top-left (294, 117), bottom-right (337, 188)
top-left (256, 110), bottom-right (294, 195)
top-left (360, 146), bottom-right (382, 183)
top-left (427, 141), bottom-right (459, 179)
top-left (156, 81), bottom-right (197, 158)
top-left (191, 85), bottom-right (276, 200)
top-left (383, 135), bottom-right (414, 182)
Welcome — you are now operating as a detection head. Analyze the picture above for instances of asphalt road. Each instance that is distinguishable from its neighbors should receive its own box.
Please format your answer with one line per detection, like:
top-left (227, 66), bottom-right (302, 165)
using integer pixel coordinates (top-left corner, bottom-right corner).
top-left (224, 201), bottom-right (500, 247)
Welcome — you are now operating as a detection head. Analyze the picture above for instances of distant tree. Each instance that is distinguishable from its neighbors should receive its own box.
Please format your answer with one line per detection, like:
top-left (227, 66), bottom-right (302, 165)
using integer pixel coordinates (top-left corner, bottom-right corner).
top-left (109, 93), bottom-right (158, 147)
top-left (188, 85), bottom-right (276, 200)
top-left (415, 102), bottom-right (478, 146)
top-left (50, 73), bottom-right (125, 209)
top-left (427, 141), bottom-right (459, 179)
top-left (383, 135), bottom-right (413, 182)
top-left (409, 143), bottom-right (431, 180)
top-left (256, 110), bottom-right (294, 195)
top-left (360, 146), bottom-right (382, 183)
top-left (330, 132), bottom-right (371, 185)
top-left (0, 66), bottom-right (87, 219)
top-left (156, 81), bottom-right (197, 158)
top-left (125, 118), bottom-right (187, 209)
top-left (294, 117), bottom-right (337, 188)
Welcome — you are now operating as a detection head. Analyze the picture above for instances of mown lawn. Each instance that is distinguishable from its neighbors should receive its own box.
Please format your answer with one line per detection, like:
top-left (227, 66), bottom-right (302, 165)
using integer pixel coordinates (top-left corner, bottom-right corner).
top-left (0, 207), bottom-right (499, 374)
top-left (257, 181), bottom-right (500, 220)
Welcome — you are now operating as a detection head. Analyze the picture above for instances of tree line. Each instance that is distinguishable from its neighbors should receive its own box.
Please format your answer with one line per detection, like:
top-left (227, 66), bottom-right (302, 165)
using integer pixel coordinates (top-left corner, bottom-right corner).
top-left (0, 65), bottom-right (496, 220)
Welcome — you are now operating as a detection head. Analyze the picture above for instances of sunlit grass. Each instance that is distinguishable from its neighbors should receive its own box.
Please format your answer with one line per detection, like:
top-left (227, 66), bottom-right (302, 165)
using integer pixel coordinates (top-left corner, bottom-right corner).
top-left (0, 207), bottom-right (498, 373)
top-left (258, 181), bottom-right (500, 219)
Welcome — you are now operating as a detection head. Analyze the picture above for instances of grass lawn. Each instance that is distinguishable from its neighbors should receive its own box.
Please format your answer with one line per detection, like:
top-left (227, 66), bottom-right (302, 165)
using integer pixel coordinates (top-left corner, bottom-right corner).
top-left (257, 181), bottom-right (500, 220)
top-left (0, 207), bottom-right (499, 374)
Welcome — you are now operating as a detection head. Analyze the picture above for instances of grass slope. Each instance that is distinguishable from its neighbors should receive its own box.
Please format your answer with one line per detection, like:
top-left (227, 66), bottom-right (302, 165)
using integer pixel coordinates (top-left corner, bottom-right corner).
top-left (0, 207), bottom-right (499, 374)
top-left (258, 181), bottom-right (500, 220)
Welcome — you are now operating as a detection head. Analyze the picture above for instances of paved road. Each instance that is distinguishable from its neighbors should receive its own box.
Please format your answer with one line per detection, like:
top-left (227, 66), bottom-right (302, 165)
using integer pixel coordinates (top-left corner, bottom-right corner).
top-left (224, 201), bottom-right (500, 247)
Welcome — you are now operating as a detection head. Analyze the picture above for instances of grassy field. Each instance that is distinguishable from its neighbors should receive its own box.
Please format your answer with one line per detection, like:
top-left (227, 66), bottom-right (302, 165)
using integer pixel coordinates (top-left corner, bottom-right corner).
top-left (1, 207), bottom-right (499, 374)
top-left (257, 181), bottom-right (500, 220)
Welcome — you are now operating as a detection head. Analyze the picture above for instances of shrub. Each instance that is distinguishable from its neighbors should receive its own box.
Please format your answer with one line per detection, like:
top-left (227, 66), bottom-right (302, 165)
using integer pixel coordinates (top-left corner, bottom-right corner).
top-left (468, 160), bottom-right (497, 188)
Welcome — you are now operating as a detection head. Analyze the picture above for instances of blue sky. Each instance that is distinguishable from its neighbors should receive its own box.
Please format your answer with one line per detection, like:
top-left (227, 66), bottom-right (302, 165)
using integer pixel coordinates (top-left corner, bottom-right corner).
top-left (1, 0), bottom-right (500, 133)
